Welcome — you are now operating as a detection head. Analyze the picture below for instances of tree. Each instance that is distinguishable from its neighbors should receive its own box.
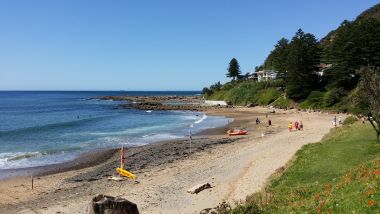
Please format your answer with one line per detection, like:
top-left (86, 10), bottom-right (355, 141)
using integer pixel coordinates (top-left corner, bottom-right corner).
top-left (356, 66), bottom-right (380, 141)
top-left (201, 87), bottom-right (212, 96)
top-left (264, 38), bottom-right (290, 81)
top-left (226, 58), bottom-right (241, 81)
top-left (323, 18), bottom-right (380, 90)
top-left (285, 29), bottom-right (320, 100)
top-left (210, 81), bottom-right (222, 91)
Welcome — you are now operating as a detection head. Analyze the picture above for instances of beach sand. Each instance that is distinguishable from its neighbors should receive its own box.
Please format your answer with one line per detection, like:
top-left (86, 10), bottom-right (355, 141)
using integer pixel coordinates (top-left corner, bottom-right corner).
top-left (0, 107), bottom-right (337, 213)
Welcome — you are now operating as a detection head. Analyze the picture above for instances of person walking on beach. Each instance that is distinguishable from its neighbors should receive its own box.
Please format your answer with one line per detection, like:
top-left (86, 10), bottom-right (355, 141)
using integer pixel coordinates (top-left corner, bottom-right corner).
top-left (256, 117), bottom-right (261, 125)
top-left (288, 122), bottom-right (293, 132)
top-left (295, 121), bottom-right (299, 130)
top-left (332, 116), bottom-right (337, 127)
top-left (268, 119), bottom-right (272, 126)
top-left (299, 121), bottom-right (303, 130)
top-left (338, 116), bottom-right (342, 125)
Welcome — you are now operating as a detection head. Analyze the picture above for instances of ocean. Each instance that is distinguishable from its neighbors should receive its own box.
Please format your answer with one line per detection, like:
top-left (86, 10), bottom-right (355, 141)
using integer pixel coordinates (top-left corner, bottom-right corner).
top-left (0, 91), bottom-right (229, 170)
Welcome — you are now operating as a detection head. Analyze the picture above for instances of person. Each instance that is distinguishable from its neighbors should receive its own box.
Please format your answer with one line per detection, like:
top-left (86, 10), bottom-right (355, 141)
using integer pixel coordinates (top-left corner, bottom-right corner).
top-left (295, 121), bottom-right (299, 130)
top-left (256, 117), bottom-right (261, 124)
top-left (299, 121), bottom-right (303, 130)
top-left (288, 122), bottom-right (293, 132)
top-left (338, 116), bottom-right (342, 125)
top-left (332, 116), bottom-right (336, 127)
top-left (334, 116), bottom-right (337, 127)
top-left (268, 119), bottom-right (272, 126)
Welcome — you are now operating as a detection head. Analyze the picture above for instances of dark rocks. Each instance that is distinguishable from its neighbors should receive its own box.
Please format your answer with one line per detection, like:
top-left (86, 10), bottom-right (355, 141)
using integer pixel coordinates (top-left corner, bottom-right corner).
top-left (187, 183), bottom-right (212, 194)
top-left (87, 194), bottom-right (139, 214)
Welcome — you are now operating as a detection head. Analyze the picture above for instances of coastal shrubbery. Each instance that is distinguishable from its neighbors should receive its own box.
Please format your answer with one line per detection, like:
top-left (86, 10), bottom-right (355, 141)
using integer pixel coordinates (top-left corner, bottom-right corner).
top-left (343, 116), bottom-right (358, 126)
top-left (233, 123), bottom-right (380, 213)
top-left (203, 3), bottom-right (380, 115)
top-left (206, 80), bottom-right (283, 106)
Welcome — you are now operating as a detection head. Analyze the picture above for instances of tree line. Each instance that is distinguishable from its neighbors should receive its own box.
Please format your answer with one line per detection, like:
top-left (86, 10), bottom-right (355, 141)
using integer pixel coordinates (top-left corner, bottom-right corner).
top-left (202, 12), bottom-right (380, 140)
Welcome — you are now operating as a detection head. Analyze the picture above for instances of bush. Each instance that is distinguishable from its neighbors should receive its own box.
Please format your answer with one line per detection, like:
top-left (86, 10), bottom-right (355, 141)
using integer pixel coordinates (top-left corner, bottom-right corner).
top-left (272, 96), bottom-right (291, 108)
top-left (343, 116), bottom-right (358, 125)
top-left (256, 88), bottom-right (282, 105)
top-left (323, 87), bottom-right (346, 107)
top-left (300, 91), bottom-right (325, 109)
top-left (233, 204), bottom-right (261, 214)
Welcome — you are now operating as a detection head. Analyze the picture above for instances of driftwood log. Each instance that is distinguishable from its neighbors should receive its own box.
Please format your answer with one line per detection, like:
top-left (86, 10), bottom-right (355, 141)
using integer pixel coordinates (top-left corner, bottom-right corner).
top-left (87, 194), bottom-right (139, 214)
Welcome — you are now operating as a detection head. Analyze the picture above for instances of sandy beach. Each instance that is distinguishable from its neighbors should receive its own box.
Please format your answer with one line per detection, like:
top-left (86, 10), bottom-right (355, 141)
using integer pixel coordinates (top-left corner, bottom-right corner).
top-left (0, 107), bottom-right (336, 213)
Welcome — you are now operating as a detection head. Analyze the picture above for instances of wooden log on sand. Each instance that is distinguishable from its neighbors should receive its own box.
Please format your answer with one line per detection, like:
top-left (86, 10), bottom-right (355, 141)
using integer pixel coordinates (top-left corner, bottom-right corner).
top-left (87, 194), bottom-right (139, 214)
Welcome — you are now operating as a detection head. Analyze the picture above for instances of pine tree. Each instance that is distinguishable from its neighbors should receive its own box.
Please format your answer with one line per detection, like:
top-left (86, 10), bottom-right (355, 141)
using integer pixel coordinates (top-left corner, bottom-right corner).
top-left (285, 29), bottom-right (320, 100)
top-left (323, 18), bottom-right (380, 90)
top-left (226, 58), bottom-right (241, 81)
top-left (264, 38), bottom-right (290, 81)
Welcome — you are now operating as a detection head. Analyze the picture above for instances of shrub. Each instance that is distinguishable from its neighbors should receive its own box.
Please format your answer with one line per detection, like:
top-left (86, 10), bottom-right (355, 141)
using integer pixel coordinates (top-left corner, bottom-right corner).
top-left (300, 91), bottom-right (325, 109)
top-left (233, 204), bottom-right (261, 214)
top-left (272, 96), bottom-right (291, 108)
top-left (256, 88), bottom-right (282, 105)
top-left (343, 116), bottom-right (358, 125)
top-left (323, 87), bottom-right (346, 107)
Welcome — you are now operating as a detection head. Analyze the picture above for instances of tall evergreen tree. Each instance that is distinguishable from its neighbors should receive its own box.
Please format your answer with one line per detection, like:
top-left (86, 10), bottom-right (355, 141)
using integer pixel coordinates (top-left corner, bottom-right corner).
top-left (226, 58), bottom-right (241, 81)
top-left (323, 18), bottom-right (380, 90)
top-left (264, 38), bottom-right (290, 81)
top-left (285, 29), bottom-right (320, 100)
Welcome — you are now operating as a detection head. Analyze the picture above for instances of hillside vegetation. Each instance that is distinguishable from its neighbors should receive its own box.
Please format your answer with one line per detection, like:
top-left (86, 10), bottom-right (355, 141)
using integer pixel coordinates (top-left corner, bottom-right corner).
top-left (203, 3), bottom-right (380, 114)
top-left (206, 81), bottom-right (284, 106)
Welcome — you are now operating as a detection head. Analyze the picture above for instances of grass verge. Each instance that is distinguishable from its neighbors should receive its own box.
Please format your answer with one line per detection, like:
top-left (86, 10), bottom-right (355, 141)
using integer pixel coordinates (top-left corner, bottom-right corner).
top-left (233, 122), bottom-right (380, 213)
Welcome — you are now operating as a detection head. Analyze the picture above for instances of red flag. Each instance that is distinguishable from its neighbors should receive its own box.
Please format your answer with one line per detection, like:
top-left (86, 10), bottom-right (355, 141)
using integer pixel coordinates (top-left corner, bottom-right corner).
top-left (120, 144), bottom-right (125, 168)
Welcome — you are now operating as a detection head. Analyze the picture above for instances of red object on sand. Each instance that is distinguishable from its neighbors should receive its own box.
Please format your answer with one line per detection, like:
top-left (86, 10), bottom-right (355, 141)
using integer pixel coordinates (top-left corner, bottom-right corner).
top-left (227, 130), bottom-right (248, 136)
top-left (120, 144), bottom-right (125, 168)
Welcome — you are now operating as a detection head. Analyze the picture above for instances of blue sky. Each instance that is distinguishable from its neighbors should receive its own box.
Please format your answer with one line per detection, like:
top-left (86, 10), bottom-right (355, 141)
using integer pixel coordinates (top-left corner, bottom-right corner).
top-left (0, 0), bottom-right (378, 90)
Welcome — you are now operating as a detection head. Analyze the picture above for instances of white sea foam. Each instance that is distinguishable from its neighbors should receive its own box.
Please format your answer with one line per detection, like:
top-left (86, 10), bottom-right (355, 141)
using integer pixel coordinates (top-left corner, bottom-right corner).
top-left (86, 125), bottom-right (168, 136)
top-left (194, 114), bottom-right (207, 124)
top-left (140, 133), bottom-right (182, 142)
top-left (0, 151), bottom-right (77, 169)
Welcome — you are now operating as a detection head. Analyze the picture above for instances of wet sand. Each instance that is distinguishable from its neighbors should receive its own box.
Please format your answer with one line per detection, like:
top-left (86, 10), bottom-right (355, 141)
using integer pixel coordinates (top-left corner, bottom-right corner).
top-left (0, 107), bottom-right (337, 213)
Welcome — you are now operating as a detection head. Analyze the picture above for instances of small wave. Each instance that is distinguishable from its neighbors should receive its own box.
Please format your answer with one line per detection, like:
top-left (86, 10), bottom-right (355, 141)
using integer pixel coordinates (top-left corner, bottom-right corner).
top-left (141, 133), bottom-right (182, 142)
top-left (0, 116), bottom-right (113, 137)
top-left (7, 152), bottom-right (42, 161)
top-left (194, 114), bottom-right (207, 124)
top-left (86, 124), bottom-right (168, 136)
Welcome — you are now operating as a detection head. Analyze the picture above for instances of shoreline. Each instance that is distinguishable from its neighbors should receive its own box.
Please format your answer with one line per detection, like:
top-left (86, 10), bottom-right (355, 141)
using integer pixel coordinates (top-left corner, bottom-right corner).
top-left (0, 149), bottom-right (119, 180)
top-left (0, 107), bottom-right (335, 213)
top-left (0, 109), bottom-right (233, 181)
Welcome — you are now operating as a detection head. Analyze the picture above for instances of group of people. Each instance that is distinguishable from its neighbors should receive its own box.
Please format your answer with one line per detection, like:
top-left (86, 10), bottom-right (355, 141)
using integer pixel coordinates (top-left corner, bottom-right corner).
top-left (256, 117), bottom-right (272, 126)
top-left (332, 115), bottom-right (343, 127)
top-left (288, 121), bottom-right (303, 132)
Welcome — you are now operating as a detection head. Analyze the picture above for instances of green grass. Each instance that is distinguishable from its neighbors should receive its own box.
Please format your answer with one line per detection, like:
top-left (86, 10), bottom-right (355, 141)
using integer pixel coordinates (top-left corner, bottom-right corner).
top-left (271, 96), bottom-right (292, 109)
top-left (233, 123), bottom-right (380, 213)
top-left (205, 80), bottom-right (283, 106)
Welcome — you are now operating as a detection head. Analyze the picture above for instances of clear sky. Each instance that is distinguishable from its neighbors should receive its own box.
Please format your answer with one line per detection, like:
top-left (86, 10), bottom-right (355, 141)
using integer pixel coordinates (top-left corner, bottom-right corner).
top-left (0, 0), bottom-right (378, 91)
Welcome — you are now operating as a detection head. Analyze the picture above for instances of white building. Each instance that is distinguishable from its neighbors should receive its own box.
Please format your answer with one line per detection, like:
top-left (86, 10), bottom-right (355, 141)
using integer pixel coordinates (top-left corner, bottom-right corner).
top-left (256, 70), bottom-right (277, 82)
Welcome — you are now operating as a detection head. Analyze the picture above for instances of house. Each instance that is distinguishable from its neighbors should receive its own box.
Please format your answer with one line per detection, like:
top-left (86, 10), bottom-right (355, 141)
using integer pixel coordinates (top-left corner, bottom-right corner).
top-left (256, 70), bottom-right (277, 82)
top-left (317, 63), bottom-right (332, 76)
top-left (245, 72), bottom-right (258, 81)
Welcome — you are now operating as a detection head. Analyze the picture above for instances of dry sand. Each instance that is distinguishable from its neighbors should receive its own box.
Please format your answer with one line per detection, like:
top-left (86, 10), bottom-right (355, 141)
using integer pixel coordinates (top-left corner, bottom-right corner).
top-left (0, 107), bottom-right (338, 214)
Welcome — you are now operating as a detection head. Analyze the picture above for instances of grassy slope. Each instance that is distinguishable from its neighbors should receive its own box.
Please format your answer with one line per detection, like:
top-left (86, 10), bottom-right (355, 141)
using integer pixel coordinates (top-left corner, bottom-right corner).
top-left (206, 81), bottom-right (283, 106)
top-left (234, 123), bottom-right (380, 213)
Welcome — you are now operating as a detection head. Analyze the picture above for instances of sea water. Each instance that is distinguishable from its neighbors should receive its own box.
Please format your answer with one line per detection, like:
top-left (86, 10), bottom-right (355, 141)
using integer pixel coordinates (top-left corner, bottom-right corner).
top-left (0, 91), bottom-right (230, 169)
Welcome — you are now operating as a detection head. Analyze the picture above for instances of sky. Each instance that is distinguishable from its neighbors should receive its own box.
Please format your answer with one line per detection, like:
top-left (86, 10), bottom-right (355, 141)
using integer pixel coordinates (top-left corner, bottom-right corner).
top-left (0, 0), bottom-right (378, 91)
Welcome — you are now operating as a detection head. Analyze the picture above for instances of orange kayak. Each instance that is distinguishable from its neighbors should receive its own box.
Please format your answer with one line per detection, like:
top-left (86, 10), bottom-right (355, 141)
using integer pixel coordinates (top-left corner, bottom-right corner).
top-left (227, 130), bottom-right (248, 136)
